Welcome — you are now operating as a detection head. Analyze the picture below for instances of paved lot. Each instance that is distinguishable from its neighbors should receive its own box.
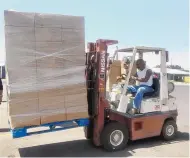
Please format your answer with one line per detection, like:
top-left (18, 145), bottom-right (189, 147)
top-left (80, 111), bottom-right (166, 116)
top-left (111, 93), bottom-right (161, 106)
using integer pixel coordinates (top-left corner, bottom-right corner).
top-left (0, 84), bottom-right (189, 157)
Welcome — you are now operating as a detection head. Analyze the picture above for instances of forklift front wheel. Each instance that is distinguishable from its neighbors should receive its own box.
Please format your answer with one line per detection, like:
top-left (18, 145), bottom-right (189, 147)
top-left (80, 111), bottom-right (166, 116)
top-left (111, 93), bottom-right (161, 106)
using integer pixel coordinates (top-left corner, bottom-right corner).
top-left (161, 120), bottom-right (177, 141)
top-left (84, 126), bottom-right (93, 140)
top-left (101, 122), bottom-right (128, 152)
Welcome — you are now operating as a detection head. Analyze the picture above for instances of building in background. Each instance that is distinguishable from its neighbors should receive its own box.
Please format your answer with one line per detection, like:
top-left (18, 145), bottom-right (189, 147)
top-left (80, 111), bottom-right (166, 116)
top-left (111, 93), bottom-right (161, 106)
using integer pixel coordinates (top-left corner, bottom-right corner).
top-left (152, 67), bottom-right (190, 82)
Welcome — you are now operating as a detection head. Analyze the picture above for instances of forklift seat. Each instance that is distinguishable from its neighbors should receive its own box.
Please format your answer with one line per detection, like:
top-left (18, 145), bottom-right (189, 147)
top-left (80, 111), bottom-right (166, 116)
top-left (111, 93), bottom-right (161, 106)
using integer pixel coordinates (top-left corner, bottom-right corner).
top-left (143, 77), bottom-right (160, 98)
top-left (131, 77), bottom-right (160, 98)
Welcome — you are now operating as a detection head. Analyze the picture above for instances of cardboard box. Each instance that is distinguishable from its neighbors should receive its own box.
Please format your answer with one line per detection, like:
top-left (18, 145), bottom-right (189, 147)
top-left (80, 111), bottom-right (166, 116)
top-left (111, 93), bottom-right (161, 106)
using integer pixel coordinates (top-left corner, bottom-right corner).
top-left (5, 10), bottom-right (88, 129)
top-left (35, 28), bottom-right (62, 42)
top-left (40, 109), bottom-right (67, 124)
top-left (4, 10), bottom-right (35, 27)
top-left (66, 106), bottom-right (88, 120)
top-left (107, 60), bottom-right (121, 91)
top-left (62, 29), bottom-right (84, 42)
top-left (5, 26), bottom-right (35, 42)
top-left (39, 95), bottom-right (65, 111)
top-left (35, 13), bottom-right (85, 29)
top-left (7, 90), bottom-right (40, 128)
top-left (9, 115), bottom-right (40, 129)
top-left (65, 92), bottom-right (87, 108)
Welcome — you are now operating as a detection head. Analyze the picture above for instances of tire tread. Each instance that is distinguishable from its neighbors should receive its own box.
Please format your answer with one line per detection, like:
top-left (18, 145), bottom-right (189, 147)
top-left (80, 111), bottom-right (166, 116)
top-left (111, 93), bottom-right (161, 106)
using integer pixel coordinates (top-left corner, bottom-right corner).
top-left (101, 122), bottom-right (128, 152)
top-left (161, 120), bottom-right (177, 141)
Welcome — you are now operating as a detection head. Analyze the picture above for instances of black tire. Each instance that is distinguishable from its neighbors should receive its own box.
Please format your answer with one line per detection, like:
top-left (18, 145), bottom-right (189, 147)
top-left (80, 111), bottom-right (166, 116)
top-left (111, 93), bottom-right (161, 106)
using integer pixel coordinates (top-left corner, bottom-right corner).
top-left (84, 126), bottom-right (91, 139)
top-left (101, 122), bottom-right (129, 152)
top-left (161, 120), bottom-right (177, 141)
top-left (84, 123), bottom-right (94, 140)
top-left (84, 119), bottom-right (94, 140)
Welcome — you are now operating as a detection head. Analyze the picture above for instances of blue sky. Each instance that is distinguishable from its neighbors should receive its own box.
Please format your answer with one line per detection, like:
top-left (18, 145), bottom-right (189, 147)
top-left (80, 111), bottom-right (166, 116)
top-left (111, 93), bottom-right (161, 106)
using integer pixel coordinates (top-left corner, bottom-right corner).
top-left (0, 0), bottom-right (189, 68)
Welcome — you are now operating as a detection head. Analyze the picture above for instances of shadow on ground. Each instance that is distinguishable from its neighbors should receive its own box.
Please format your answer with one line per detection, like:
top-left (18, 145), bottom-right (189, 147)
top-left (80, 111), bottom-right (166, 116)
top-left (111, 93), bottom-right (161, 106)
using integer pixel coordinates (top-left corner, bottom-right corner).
top-left (18, 131), bottom-right (189, 157)
top-left (0, 128), bottom-right (9, 132)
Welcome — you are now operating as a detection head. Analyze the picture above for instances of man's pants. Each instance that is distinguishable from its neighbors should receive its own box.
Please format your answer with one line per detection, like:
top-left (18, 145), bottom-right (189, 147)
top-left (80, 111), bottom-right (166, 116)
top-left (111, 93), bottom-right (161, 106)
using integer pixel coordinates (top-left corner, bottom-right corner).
top-left (127, 85), bottom-right (154, 110)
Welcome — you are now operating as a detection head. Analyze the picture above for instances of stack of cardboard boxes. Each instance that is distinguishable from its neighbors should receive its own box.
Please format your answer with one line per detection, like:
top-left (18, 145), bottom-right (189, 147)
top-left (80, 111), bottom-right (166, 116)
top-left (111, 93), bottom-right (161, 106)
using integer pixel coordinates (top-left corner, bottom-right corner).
top-left (4, 10), bottom-right (88, 129)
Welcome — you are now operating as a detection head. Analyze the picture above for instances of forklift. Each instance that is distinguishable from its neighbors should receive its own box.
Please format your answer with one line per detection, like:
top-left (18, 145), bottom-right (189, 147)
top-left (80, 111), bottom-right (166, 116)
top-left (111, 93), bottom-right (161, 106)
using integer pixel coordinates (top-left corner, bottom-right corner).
top-left (84, 39), bottom-right (178, 151)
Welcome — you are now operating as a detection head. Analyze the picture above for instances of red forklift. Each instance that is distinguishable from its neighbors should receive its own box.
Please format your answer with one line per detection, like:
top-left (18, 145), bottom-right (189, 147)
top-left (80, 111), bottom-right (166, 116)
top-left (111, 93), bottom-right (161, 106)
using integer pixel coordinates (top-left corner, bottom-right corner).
top-left (84, 39), bottom-right (178, 151)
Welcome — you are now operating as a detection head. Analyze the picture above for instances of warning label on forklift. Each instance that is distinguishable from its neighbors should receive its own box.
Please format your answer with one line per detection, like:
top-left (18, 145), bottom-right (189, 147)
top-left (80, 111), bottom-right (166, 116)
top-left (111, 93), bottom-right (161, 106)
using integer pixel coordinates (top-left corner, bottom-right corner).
top-left (100, 52), bottom-right (105, 73)
top-left (100, 52), bottom-right (106, 80)
top-left (155, 105), bottom-right (160, 110)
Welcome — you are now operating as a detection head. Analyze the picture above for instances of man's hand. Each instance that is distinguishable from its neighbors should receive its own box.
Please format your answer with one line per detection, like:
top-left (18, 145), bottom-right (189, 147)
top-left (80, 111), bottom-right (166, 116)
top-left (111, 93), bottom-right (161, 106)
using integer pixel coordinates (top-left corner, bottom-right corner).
top-left (116, 76), bottom-right (121, 80)
top-left (116, 76), bottom-right (122, 81)
top-left (137, 69), bottom-right (152, 82)
top-left (131, 76), bottom-right (138, 80)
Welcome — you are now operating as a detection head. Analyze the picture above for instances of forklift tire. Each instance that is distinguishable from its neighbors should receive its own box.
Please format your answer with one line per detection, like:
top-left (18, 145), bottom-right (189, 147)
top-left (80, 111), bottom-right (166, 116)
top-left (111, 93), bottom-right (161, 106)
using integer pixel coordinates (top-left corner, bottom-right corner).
top-left (84, 126), bottom-right (93, 139)
top-left (101, 122), bottom-right (129, 152)
top-left (161, 120), bottom-right (177, 141)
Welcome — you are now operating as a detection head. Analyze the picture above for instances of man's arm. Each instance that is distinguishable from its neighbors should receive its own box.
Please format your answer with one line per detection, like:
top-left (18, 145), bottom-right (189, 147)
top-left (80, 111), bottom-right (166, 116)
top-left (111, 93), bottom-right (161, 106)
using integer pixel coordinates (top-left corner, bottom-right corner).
top-left (132, 72), bottom-right (138, 78)
top-left (136, 69), bottom-right (152, 82)
top-left (118, 72), bottom-right (138, 81)
top-left (122, 72), bottom-right (137, 80)
top-left (130, 72), bottom-right (138, 79)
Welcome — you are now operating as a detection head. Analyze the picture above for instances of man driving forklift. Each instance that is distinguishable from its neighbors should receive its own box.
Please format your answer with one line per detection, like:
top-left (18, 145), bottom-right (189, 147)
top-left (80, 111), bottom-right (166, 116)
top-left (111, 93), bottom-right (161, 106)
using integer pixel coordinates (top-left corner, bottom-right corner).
top-left (117, 58), bottom-right (154, 114)
top-left (127, 59), bottom-right (154, 114)
top-left (85, 41), bottom-right (178, 151)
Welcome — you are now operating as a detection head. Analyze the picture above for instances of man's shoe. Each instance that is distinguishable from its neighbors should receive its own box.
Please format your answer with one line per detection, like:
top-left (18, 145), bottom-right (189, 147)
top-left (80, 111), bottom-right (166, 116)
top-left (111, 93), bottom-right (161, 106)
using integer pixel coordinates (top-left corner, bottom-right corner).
top-left (110, 101), bottom-right (119, 109)
top-left (129, 108), bottom-right (140, 114)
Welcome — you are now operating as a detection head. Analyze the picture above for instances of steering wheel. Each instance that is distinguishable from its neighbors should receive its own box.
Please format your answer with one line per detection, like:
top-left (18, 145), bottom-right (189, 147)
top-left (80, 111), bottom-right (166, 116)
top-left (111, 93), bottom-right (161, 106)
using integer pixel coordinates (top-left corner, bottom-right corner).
top-left (121, 74), bottom-right (136, 81)
top-left (116, 74), bottom-right (127, 82)
top-left (121, 74), bottom-right (127, 79)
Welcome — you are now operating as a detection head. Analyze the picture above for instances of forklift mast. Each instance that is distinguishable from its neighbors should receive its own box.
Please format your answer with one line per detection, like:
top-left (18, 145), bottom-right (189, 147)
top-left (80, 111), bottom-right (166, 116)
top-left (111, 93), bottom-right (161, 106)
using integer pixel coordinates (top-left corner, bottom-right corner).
top-left (85, 39), bottom-right (118, 146)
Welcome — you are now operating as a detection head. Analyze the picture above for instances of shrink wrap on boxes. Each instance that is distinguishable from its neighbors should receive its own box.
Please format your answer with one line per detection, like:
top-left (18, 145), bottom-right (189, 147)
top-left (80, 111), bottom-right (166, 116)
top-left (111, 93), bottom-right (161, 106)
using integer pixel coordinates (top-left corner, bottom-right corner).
top-left (4, 10), bottom-right (88, 128)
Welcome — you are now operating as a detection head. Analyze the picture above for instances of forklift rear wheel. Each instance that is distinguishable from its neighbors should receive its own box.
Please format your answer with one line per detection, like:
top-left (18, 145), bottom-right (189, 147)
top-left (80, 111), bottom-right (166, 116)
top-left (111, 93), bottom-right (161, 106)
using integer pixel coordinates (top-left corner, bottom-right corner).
top-left (161, 120), bottom-right (177, 141)
top-left (101, 122), bottom-right (128, 152)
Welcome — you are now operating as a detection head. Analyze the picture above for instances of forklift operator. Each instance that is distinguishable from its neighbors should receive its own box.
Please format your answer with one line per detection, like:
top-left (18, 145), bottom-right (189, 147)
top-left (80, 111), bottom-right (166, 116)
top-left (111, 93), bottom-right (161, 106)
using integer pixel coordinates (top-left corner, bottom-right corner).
top-left (128, 59), bottom-right (154, 113)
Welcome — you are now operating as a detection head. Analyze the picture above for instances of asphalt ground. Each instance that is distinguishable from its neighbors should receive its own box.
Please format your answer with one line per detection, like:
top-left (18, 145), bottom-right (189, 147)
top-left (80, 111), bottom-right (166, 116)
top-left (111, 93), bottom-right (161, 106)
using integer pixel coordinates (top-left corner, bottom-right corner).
top-left (0, 84), bottom-right (189, 157)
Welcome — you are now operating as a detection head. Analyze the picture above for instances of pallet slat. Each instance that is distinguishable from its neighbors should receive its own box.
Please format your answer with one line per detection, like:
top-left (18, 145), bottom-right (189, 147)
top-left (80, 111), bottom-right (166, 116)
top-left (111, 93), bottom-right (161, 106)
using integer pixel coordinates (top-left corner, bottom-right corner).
top-left (10, 118), bottom-right (89, 138)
